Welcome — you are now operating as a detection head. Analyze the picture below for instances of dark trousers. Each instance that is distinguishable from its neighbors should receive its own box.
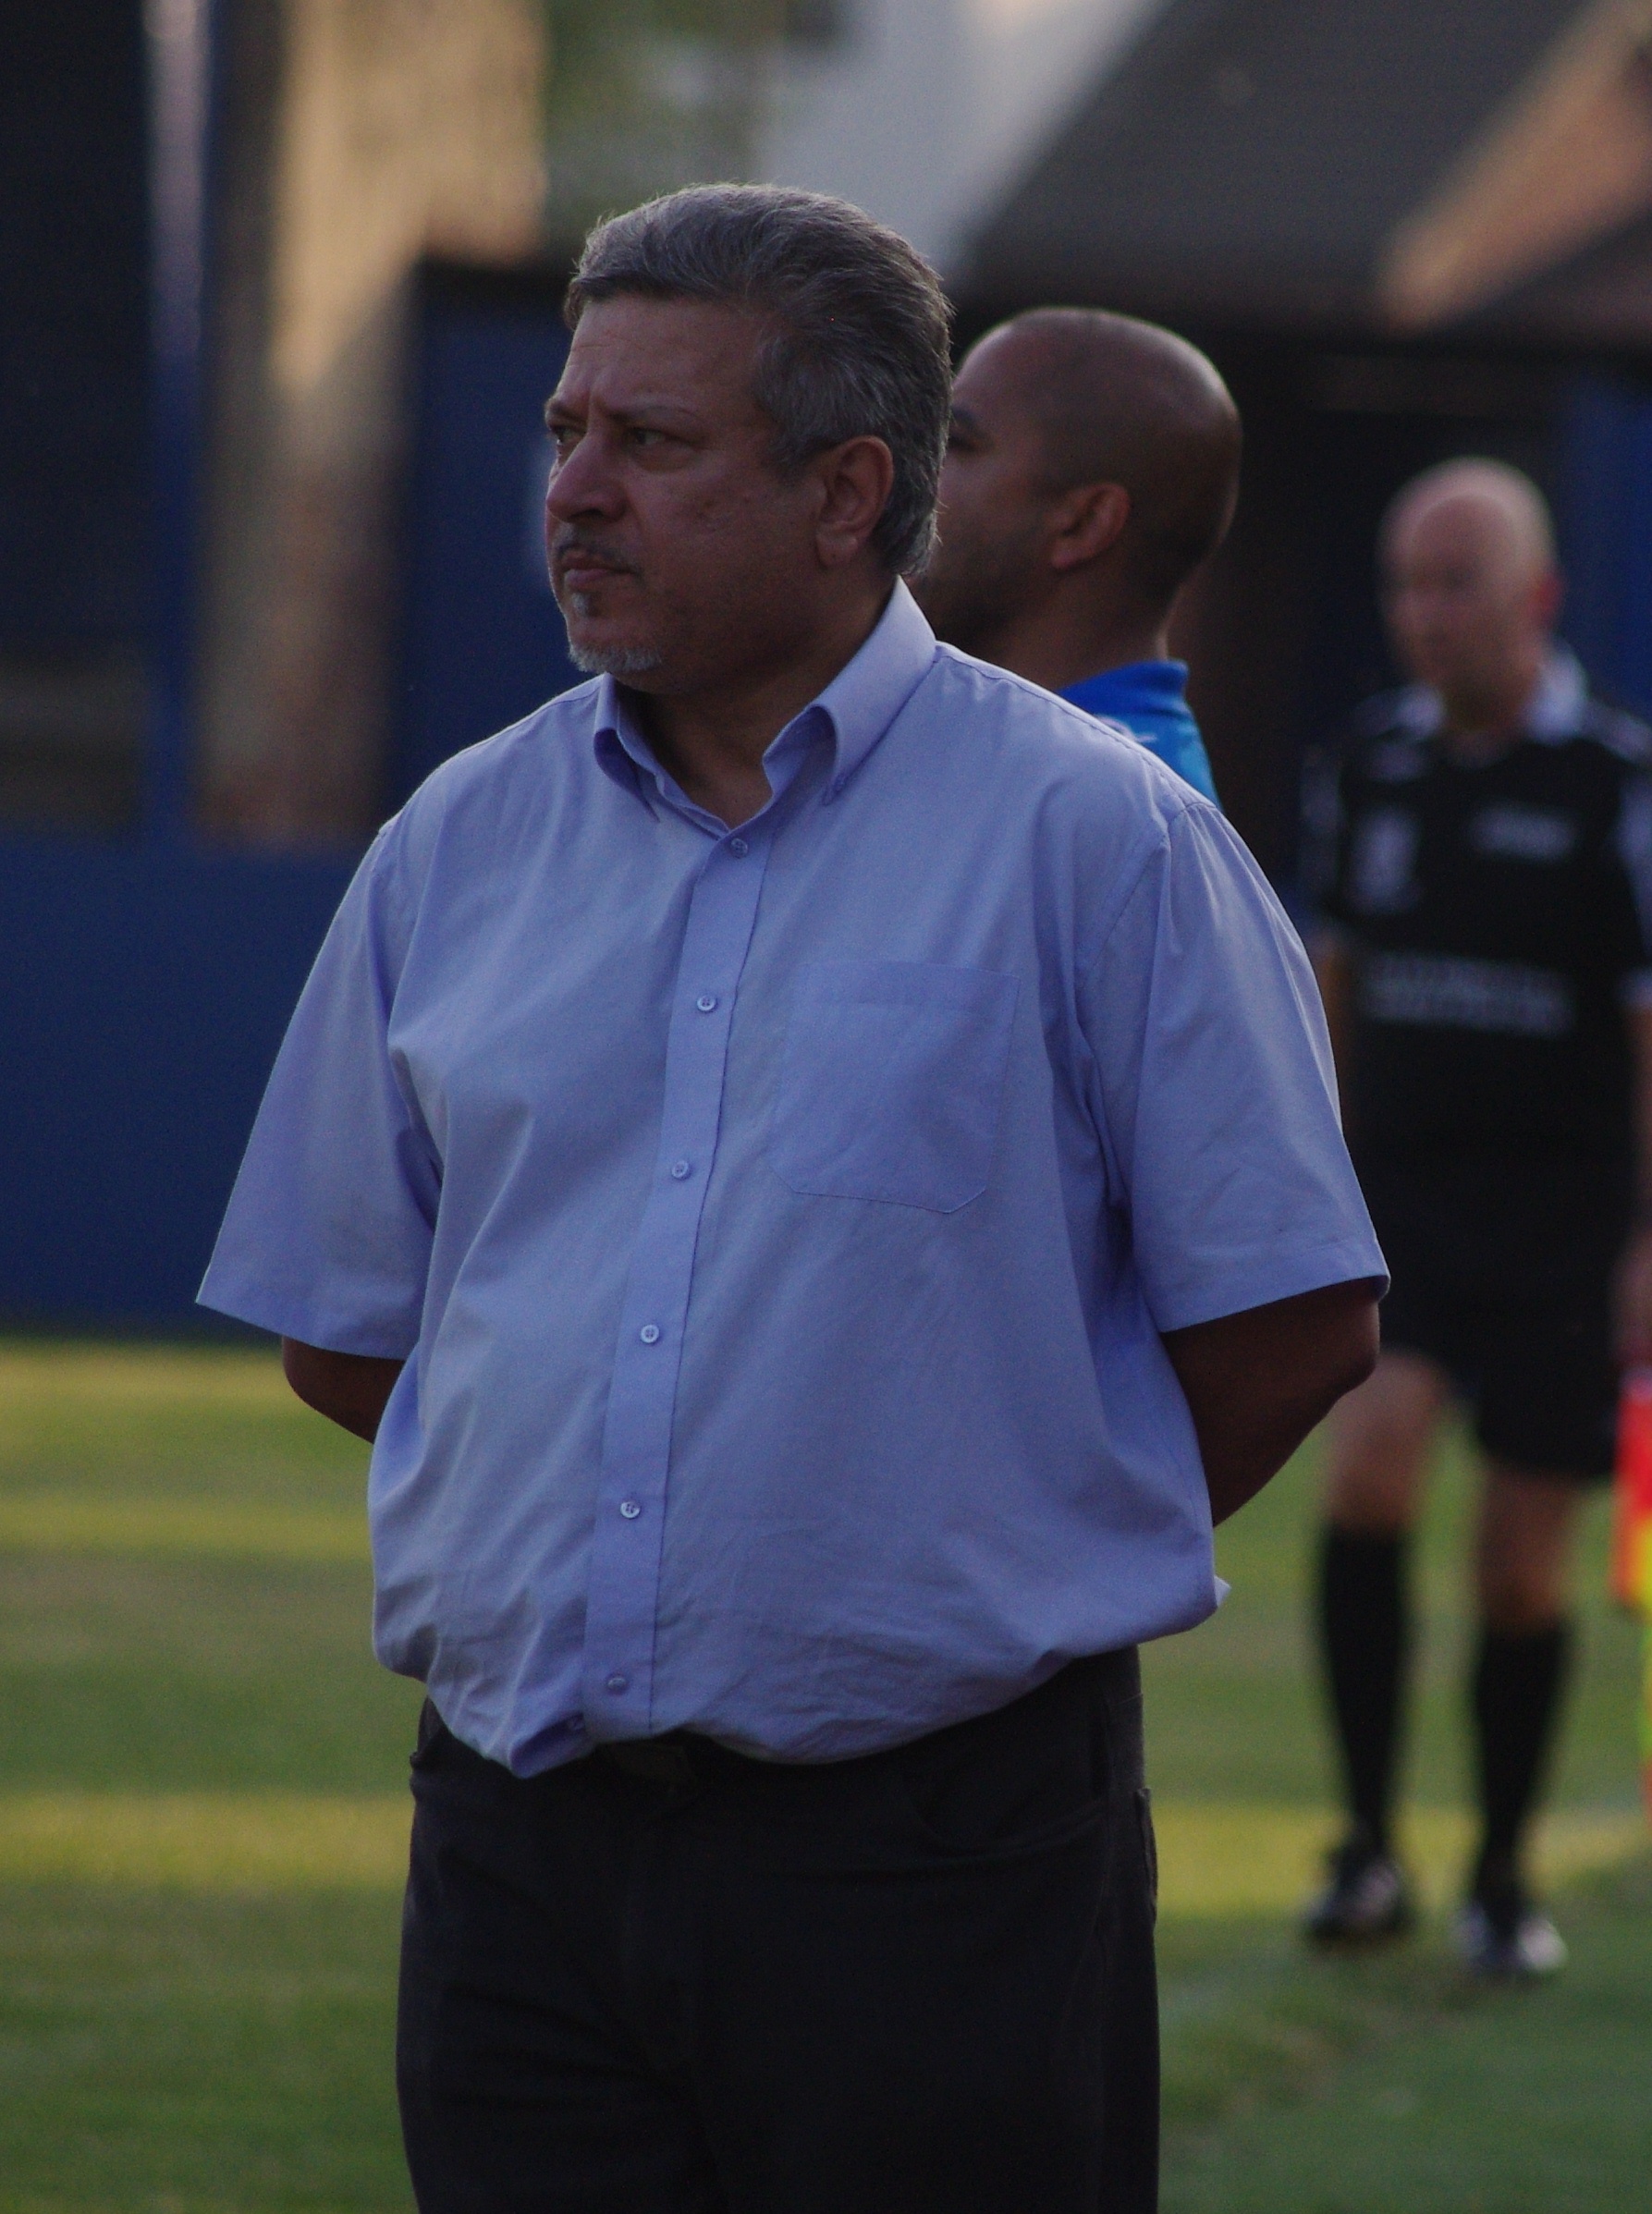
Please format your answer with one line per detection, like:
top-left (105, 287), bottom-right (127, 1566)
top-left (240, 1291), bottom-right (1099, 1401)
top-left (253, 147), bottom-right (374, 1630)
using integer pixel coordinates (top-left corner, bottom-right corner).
top-left (397, 1649), bottom-right (1159, 2214)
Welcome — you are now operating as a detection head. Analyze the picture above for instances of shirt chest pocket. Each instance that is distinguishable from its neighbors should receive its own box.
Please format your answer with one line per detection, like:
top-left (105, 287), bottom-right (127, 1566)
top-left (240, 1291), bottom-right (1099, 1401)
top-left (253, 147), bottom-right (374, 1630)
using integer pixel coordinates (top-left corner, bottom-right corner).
top-left (767, 960), bottom-right (1019, 1213)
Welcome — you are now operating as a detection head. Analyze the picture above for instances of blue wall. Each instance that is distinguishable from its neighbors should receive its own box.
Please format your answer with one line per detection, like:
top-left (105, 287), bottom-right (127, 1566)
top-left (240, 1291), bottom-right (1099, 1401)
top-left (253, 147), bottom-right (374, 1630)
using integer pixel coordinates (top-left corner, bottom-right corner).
top-left (0, 838), bottom-right (353, 1326)
top-left (0, 268), bottom-right (582, 1327)
top-left (395, 264), bottom-right (580, 802)
top-left (1560, 374), bottom-right (1652, 718)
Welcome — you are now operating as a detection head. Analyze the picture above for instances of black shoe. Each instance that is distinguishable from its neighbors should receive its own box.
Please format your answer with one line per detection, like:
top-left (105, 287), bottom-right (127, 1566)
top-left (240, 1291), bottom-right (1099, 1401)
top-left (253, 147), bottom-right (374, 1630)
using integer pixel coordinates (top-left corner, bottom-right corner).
top-left (1453, 1870), bottom-right (1566, 1979)
top-left (1303, 1835), bottom-right (1414, 1946)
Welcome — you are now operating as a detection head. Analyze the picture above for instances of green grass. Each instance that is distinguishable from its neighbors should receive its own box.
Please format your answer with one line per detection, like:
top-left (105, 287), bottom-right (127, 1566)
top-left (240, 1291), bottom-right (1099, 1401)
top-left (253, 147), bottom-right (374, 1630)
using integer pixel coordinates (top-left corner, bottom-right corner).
top-left (1146, 1407), bottom-right (1649, 2213)
top-left (0, 1348), bottom-right (417, 2211)
top-left (0, 1342), bottom-right (1646, 2211)
top-left (1158, 1858), bottom-right (1652, 2213)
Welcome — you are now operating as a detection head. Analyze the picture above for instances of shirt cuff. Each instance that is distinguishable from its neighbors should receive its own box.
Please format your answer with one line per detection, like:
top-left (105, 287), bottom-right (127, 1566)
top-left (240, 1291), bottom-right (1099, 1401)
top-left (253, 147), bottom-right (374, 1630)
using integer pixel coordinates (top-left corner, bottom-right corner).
top-left (196, 1266), bottom-right (419, 1361)
top-left (1148, 1236), bottom-right (1389, 1335)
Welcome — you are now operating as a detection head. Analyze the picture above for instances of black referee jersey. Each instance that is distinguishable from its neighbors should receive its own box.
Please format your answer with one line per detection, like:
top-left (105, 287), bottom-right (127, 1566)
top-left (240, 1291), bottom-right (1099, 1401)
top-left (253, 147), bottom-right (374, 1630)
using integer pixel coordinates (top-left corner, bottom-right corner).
top-left (1303, 650), bottom-right (1652, 1167)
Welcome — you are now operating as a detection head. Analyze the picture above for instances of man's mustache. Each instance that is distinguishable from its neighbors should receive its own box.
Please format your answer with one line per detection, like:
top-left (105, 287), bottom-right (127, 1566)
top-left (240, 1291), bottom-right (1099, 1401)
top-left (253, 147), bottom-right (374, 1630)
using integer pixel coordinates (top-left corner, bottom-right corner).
top-left (550, 529), bottom-right (638, 577)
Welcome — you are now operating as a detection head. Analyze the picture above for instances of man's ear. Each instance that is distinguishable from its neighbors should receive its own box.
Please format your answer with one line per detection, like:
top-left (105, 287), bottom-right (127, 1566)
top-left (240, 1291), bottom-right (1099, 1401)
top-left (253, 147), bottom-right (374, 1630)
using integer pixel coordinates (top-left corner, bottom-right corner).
top-left (1047, 481), bottom-right (1131, 573)
top-left (814, 436), bottom-right (896, 570)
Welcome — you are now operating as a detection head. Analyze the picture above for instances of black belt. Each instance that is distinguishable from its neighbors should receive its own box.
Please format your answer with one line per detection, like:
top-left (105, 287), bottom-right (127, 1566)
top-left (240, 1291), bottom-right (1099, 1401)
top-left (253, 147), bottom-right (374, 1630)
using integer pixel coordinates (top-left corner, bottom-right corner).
top-left (585, 1645), bottom-right (1140, 1791)
top-left (593, 1734), bottom-right (706, 1787)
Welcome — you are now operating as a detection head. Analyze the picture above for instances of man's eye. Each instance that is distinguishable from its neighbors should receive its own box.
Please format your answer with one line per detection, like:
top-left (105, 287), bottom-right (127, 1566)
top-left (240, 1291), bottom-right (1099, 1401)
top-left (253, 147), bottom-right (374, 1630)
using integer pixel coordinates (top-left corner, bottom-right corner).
top-left (546, 423), bottom-right (579, 455)
top-left (629, 426), bottom-right (666, 449)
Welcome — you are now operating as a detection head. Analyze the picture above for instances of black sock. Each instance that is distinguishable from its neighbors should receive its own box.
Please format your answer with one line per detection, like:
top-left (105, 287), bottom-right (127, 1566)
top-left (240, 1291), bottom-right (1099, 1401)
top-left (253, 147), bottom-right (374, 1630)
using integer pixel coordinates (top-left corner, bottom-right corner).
top-left (1471, 1621), bottom-right (1571, 1899)
top-left (1316, 1526), bottom-right (1410, 1858)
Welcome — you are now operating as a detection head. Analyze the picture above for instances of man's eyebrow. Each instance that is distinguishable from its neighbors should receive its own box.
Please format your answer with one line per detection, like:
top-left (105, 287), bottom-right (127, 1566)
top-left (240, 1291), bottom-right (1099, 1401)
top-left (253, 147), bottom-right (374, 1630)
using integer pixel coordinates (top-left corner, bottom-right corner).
top-left (545, 391), bottom-right (705, 428)
top-left (607, 398), bottom-right (705, 429)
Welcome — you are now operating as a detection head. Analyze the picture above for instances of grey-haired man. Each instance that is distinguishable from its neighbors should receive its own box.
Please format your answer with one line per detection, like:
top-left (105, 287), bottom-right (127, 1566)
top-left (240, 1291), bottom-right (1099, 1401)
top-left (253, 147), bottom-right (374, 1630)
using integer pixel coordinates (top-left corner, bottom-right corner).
top-left (202, 184), bottom-right (1383, 2212)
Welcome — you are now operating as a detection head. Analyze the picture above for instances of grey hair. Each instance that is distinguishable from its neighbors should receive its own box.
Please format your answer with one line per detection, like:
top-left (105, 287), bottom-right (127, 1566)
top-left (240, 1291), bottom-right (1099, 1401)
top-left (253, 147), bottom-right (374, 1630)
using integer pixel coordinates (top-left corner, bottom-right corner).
top-left (567, 184), bottom-right (953, 575)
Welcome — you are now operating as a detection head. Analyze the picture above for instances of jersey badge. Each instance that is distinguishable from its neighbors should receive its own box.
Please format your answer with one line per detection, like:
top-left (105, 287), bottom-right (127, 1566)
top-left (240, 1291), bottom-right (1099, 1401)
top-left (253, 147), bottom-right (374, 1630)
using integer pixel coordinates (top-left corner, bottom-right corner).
top-left (1350, 808), bottom-right (1420, 913)
top-left (1469, 805), bottom-right (1577, 863)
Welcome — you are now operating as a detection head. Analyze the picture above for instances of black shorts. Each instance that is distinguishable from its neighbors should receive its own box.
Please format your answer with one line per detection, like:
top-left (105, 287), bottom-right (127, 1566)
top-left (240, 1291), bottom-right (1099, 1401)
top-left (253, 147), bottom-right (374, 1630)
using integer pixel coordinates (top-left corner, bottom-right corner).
top-left (1360, 1153), bottom-right (1629, 1479)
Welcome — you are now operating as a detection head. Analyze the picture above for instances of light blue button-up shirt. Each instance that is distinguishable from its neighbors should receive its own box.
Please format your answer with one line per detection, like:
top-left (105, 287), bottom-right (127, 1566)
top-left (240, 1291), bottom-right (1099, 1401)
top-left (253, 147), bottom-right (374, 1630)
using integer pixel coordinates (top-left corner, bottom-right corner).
top-left (202, 583), bottom-right (1382, 1774)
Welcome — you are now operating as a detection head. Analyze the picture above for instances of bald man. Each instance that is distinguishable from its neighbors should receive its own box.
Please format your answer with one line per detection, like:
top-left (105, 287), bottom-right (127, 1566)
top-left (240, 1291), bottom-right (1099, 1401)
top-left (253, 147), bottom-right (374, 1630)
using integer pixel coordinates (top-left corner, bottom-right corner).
top-left (914, 307), bottom-right (1239, 801)
top-left (1303, 459), bottom-right (1652, 1975)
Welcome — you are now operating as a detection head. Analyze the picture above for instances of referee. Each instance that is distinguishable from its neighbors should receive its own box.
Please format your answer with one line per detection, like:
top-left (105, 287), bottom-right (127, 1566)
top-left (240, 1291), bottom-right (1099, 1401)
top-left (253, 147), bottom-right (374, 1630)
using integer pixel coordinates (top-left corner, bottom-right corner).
top-left (1303, 459), bottom-right (1652, 1975)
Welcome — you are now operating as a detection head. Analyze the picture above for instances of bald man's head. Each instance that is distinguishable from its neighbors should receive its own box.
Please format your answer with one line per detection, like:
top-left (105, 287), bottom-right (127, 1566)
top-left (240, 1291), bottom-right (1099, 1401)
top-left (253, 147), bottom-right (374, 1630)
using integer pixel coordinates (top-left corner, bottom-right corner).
top-left (1007, 309), bottom-right (1241, 599)
top-left (1383, 459), bottom-right (1554, 582)
top-left (1380, 459), bottom-right (1561, 725)
top-left (914, 307), bottom-right (1241, 670)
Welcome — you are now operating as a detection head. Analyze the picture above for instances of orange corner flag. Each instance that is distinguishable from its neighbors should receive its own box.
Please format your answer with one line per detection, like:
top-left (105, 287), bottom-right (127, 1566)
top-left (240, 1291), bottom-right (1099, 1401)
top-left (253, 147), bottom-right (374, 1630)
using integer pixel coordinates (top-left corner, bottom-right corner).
top-left (1611, 1368), bottom-right (1652, 1820)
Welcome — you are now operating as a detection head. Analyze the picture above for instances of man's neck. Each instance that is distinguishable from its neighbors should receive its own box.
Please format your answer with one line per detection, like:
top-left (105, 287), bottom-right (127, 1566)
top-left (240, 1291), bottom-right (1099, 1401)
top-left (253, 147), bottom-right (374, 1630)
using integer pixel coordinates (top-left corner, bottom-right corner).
top-left (1437, 651), bottom-right (1548, 765)
top-left (968, 599), bottom-right (1169, 696)
top-left (629, 584), bottom-right (889, 827)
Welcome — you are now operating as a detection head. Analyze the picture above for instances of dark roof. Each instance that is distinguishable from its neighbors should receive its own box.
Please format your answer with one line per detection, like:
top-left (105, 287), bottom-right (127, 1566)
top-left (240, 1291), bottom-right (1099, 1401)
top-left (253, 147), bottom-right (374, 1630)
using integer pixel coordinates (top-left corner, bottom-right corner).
top-left (967, 0), bottom-right (1592, 334)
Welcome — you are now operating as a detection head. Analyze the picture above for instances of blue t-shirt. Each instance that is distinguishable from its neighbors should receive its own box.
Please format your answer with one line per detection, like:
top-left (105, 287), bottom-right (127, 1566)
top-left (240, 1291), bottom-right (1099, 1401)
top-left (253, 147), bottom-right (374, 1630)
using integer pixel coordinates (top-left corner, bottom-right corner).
top-left (1062, 661), bottom-right (1218, 804)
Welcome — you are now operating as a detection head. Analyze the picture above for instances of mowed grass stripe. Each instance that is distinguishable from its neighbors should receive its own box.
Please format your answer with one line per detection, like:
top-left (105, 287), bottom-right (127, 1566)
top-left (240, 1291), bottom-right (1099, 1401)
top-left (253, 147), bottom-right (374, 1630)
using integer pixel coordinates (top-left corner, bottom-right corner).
top-left (0, 1343), bottom-right (296, 1411)
top-left (1152, 1802), bottom-right (1646, 1916)
top-left (0, 1792), bottom-right (410, 1887)
top-left (0, 1496), bottom-right (368, 1560)
top-left (0, 1792), bottom-right (1639, 1900)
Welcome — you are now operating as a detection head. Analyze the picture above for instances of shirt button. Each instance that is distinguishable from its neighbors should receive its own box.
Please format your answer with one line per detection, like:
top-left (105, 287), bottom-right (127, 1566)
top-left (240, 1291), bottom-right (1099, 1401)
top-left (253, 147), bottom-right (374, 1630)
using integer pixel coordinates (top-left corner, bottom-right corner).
top-left (695, 994), bottom-right (717, 1012)
top-left (619, 1498), bottom-right (642, 1520)
top-left (727, 837), bottom-right (749, 856)
top-left (639, 1324), bottom-right (660, 1344)
top-left (606, 1673), bottom-right (629, 1694)
top-left (670, 1158), bottom-right (691, 1180)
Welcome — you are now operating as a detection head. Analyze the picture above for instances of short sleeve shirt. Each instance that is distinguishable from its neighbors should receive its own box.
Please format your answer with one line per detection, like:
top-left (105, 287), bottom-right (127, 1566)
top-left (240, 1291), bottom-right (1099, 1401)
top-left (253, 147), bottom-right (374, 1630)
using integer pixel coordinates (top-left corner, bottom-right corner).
top-left (202, 584), bottom-right (1382, 1773)
top-left (1305, 649), bottom-right (1652, 1163)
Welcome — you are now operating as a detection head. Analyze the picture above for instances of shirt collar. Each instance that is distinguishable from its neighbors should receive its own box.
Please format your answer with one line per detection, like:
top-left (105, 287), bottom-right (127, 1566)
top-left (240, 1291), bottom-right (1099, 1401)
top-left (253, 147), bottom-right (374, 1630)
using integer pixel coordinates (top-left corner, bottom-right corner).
top-left (1060, 660), bottom-right (1190, 720)
top-left (1394, 645), bottom-right (1587, 745)
top-left (593, 580), bottom-right (937, 823)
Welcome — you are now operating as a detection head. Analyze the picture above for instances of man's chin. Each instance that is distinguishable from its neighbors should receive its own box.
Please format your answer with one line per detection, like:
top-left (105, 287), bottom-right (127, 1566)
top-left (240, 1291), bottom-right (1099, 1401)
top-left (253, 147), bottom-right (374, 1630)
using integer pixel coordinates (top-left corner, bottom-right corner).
top-left (567, 636), bottom-right (666, 679)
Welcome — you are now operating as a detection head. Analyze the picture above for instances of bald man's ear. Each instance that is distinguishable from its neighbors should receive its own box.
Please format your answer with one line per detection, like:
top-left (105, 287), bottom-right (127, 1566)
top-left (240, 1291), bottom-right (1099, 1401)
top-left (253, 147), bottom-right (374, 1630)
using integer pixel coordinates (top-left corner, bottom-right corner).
top-left (1047, 482), bottom-right (1132, 572)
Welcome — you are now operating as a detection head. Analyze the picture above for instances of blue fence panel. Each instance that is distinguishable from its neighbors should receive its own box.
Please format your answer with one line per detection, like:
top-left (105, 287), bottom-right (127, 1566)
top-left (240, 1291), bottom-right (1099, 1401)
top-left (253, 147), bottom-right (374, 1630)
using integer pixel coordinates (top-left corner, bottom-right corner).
top-left (394, 267), bottom-right (581, 805)
top-left (0, 265), bottom-right (594, 1327)
top-left (1560, 374), bottom-right (1652, 717)
top-left (0, 838), bottom-right (353, 1326)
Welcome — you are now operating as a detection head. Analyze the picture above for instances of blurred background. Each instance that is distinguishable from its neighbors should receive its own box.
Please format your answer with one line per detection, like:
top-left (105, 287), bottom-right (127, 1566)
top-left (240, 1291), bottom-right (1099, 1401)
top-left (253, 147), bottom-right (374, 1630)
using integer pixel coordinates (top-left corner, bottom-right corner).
top-left (14, 0), bottom-right (1652, 1328)
top-left (2, 6), bottom-right (1650, 2210)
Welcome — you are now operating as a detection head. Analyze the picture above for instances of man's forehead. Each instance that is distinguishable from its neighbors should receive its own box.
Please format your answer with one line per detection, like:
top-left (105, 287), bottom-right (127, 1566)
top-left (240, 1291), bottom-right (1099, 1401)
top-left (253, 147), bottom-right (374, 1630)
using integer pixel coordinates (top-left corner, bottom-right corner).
top-left (557, 295), bottom-right (766, 407)
top-left (952, 328), bottom-right (1055, 437)
top-left (1389, 493), bottom-right (1524, 569)
top-left (959, 324), bottom-right (1045, 393)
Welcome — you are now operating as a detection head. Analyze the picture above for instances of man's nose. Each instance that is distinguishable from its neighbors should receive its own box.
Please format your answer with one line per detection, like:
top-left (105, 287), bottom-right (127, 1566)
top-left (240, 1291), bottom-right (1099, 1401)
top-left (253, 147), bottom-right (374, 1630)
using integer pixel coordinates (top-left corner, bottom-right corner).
top-left (545, 432), bottom-right (624, 522)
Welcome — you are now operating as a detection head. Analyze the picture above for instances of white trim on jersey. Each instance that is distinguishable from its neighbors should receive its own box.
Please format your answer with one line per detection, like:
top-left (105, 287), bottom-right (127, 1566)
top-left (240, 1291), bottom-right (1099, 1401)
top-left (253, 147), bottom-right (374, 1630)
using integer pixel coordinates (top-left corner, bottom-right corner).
top-left (1391, 647), bottom-right (1588, 744)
